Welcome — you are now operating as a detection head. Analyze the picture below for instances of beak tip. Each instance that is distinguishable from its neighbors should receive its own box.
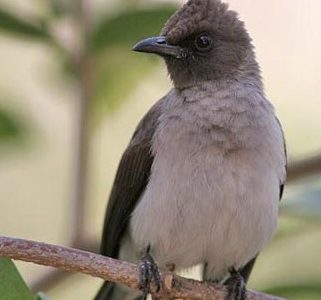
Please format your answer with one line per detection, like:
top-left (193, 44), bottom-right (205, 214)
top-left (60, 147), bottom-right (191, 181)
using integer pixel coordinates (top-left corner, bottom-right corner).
top-left (132, 43), bottom-right (141, 52)
top-left (132, 38), bottom-right (155, 53)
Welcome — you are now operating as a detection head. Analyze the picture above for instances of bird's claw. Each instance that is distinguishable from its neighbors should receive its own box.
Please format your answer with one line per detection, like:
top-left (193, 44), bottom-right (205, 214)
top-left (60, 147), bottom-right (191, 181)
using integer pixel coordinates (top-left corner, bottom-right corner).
top-left (138, 252), bottom-right (161, 300)
top-left (225, 267), bottom-right (246, 300)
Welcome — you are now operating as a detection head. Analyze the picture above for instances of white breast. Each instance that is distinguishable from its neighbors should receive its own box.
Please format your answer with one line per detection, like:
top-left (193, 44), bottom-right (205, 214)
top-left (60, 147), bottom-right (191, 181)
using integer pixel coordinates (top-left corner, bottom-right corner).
top-left (130, 84), bottom-right (286, 280)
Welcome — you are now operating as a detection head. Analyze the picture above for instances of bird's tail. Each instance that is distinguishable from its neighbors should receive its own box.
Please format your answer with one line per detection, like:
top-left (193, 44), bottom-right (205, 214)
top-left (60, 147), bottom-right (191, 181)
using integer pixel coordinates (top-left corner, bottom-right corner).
top-left (94, 232), bottom-right (143, 300)
top-left (94, 281), bottom-right (115, 300)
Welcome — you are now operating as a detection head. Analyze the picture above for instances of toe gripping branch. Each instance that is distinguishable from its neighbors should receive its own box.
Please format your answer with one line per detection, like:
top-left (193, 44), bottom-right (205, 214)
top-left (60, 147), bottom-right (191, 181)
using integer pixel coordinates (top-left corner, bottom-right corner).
top-left (138, 246), bottom-right (161, 300)
top-left (226, 267), bottom-right (246, 300)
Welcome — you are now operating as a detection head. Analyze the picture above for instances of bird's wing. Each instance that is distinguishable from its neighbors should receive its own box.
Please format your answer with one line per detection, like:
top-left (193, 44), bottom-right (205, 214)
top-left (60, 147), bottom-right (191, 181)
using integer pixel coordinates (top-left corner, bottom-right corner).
top-left (100, 98), bottom-right (165, 259)
top-left (277, 116), bottom-right (287, 201)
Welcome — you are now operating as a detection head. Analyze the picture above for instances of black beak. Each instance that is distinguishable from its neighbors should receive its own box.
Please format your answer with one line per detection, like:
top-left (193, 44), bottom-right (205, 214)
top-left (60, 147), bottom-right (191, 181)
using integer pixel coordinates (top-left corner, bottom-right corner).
top-left (132, 36), bottom-right (184, 59)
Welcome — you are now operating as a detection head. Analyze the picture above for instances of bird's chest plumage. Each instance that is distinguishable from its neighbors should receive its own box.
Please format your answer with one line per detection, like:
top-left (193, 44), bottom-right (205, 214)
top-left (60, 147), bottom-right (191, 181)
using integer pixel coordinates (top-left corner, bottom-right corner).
top-left (130, 88), bottom-right (283, 279)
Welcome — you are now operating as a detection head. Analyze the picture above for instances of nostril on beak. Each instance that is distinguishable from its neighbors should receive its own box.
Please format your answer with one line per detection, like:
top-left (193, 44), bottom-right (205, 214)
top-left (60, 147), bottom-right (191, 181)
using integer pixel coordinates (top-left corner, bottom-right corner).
top-left (156, 37), bottom-right (167, 45)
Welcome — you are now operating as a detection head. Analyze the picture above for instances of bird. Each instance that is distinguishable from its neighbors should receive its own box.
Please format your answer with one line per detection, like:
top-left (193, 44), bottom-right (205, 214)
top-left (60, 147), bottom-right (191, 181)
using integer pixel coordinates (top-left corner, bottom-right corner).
top-left (94, 0), bottom-right (287, 299)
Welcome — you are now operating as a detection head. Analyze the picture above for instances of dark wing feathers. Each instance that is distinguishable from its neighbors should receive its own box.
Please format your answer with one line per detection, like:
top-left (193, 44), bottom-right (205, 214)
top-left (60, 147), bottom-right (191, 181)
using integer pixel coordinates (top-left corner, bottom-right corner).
top-left (100, 141), bottom-right (153, 258)
top-left (279, 183), bottom-right (285, 200)
top-left (100, 97), bottom-right (165, 259)
top-left (239, 256), bottom-right (257, 283)
top-left (276, 116), bottom-right (287, 202)
top-left (96, 143), bottom-right (153, 300)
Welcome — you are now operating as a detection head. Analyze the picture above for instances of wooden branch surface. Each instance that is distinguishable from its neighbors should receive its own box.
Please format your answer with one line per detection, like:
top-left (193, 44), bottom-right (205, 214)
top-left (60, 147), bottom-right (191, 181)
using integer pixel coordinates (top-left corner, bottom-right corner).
top-left (0, 236), bottom-right (285, 300)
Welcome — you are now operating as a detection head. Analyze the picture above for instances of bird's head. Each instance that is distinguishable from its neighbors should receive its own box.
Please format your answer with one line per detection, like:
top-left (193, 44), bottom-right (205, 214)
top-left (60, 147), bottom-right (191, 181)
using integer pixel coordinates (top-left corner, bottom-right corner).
top-left (133, 0), bottom-right (258, 89)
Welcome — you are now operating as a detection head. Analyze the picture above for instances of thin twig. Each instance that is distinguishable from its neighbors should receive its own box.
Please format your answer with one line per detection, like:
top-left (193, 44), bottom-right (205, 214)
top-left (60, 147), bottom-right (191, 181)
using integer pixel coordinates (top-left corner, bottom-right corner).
top-left (287, 154), bottom-right (321, 182)
top-left (0, 236), bottom-right (286, 300)
top-left (70, 0), bottom-right (93, 247)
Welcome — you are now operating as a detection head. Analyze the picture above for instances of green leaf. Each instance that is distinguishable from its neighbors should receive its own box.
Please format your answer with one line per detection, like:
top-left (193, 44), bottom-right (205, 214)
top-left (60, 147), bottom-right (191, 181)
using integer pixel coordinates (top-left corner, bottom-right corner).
top-left (0, 9), bottom-right (49, 40)
top-left (0, 258), bottom-right (34, 300)
top-left (0, 108), bottom-right (26, 143)
top-left (91, 5), bottom-right (177, 52)
top-left (35, 292), bottom-right (51, 300)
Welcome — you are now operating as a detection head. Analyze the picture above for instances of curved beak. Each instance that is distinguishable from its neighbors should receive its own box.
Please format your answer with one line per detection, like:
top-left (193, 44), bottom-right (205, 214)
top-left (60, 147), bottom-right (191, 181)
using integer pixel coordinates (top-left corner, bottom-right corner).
top-left (132, 36), bottom-right (184, 59)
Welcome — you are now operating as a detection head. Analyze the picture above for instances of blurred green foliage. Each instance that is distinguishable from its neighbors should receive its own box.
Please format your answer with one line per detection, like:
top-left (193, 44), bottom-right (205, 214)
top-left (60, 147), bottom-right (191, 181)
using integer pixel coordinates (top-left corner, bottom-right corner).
top-left (93, 47), bottom-right (154, 119)
top-left (0, 9), bottom-right (49, 40)
top-left (91, 5), bottom-right (176, 120)
top-left (264, 282), bottom-right (321, 300)
top-left (0, 107), bottom-right (27, 144)
top-left (36, 293), bottom-right (51, 300)
top-left (91, 6), bottom-right (176, 52)
top-left (47, 0), bottom-right (75, 19)
top-left (0, 3), bottom-right (176, 132)
top-left (0, 258), bottom-right (49, 300)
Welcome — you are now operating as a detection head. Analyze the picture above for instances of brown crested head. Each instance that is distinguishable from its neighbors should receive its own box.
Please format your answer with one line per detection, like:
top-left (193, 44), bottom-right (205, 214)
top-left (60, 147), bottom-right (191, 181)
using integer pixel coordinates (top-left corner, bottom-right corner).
top-left (133, 0), bottom-right (259, 88)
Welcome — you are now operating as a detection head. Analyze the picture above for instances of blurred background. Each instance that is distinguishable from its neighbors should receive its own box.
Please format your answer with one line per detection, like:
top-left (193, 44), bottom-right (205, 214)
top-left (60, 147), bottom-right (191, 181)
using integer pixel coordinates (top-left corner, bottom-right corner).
top-left (0, 0), bottom-right (320, 299)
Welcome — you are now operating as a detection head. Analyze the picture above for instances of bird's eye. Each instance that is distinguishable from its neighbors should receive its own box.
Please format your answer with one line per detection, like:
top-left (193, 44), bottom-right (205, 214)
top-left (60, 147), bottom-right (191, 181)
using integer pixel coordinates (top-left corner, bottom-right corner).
top-left (194, 34), bottom-right (212, 52)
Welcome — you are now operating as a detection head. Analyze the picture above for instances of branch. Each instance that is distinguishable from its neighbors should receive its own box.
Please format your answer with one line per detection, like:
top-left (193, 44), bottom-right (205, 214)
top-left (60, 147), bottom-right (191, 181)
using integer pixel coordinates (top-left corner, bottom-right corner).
top-left (70, 0), bottom-right (93, 247)
top-left (287, 154), bottom-right (321, 182)
top-left (0, 236), bottom-right (285, 300)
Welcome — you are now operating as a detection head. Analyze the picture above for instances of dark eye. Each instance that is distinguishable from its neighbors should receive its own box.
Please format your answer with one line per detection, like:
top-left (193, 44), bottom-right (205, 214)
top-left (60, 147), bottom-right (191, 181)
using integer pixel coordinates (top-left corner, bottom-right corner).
top-left (194, 34), bottom-right (213, 52)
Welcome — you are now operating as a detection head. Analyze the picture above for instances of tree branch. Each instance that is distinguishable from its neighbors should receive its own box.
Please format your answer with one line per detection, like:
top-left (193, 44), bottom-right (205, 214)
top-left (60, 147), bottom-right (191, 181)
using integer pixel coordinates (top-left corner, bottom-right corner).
top-left (287, 154), bottom-right (321, 182)
top-left (70, 0), bottom-right (93, 247)
top-left (0, 236), bottom-right (285, 300)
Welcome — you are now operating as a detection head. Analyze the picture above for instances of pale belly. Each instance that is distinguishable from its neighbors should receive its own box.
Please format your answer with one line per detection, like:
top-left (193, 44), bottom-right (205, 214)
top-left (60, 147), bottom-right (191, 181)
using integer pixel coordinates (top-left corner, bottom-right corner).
top-left (130, 147), bottom-right (279, 280)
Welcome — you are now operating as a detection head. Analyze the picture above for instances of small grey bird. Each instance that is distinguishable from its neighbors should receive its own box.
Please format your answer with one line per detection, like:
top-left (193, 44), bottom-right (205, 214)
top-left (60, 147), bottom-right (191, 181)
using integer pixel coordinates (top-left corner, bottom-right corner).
top-left (95, 0), bottom-right (287, 299)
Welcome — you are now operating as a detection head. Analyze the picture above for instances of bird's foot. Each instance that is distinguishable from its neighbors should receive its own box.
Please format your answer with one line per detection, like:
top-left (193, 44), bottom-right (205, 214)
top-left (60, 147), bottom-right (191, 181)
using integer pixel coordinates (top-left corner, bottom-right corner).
top-left (225, 267), bottom-right (246, 300)
top-left (138, 249), bottom-right (161, 300)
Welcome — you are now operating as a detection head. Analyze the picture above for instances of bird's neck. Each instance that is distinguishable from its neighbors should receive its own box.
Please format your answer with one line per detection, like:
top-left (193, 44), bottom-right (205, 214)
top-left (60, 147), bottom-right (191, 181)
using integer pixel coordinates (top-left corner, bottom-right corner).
top-left (176, 73), bottom-right (264, 99)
